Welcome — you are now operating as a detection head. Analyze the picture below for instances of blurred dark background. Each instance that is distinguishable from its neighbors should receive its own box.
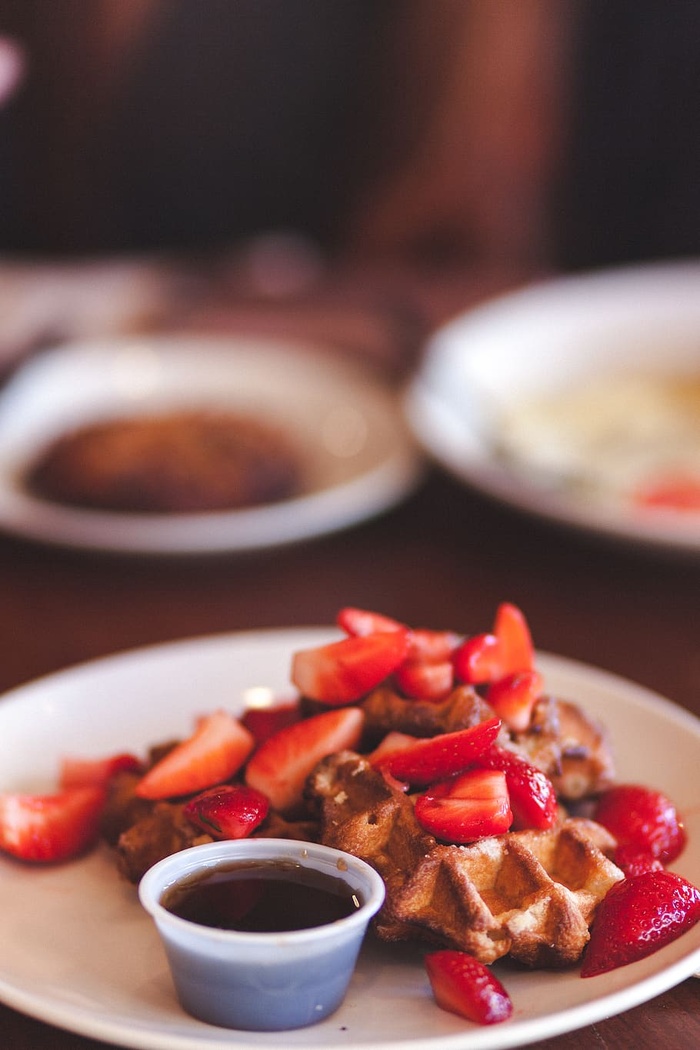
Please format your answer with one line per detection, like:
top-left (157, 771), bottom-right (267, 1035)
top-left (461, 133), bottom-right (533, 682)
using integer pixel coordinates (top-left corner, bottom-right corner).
top-left (0, 0), bottom-right (698, 272)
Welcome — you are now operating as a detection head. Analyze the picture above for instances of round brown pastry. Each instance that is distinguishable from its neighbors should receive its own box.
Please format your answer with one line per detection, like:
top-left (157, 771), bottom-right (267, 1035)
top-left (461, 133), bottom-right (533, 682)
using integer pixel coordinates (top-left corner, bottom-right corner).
top-left (25, 410), bottom-right (303, 513)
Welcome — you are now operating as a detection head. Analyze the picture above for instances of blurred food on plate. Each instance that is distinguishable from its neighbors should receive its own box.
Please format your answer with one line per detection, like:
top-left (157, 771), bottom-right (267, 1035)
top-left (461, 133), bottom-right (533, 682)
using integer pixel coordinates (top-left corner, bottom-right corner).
top-left (24, 409), bottom-right (303, 514)
top-left (496, 372), bottom-right (700, 513)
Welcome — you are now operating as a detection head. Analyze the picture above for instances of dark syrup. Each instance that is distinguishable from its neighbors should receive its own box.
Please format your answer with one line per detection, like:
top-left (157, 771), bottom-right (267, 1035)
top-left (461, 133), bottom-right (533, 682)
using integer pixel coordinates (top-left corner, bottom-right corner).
top-left (162, 859), bottom-right (362, 932)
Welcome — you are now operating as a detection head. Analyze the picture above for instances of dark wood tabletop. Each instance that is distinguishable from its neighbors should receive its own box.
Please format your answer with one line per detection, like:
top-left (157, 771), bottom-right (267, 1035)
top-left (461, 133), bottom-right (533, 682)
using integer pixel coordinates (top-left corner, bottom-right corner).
top-left (0, 266), bottom-right (698, 1050)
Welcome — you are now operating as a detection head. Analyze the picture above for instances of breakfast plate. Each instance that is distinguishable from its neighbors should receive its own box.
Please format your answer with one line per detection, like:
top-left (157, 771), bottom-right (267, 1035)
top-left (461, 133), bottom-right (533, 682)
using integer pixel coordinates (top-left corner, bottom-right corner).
top-left (0, 628), bottom-right (699, 1050)
top-left (406, 260), bottom-right (700, 554)
top-left (0, 335), bottom-right (420, 554)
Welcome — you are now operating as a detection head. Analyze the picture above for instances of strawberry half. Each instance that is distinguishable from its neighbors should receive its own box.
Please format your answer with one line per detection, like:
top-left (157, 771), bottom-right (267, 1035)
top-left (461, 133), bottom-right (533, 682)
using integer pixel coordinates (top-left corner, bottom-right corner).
top-left (593, 784), bottom-right (687, 865)
top-left (245, 706), bottom-right (364, 813)
top-left (136, 710), bottom-right (255, 800)
top-left (336, 606), bottom-right (405, 636)
top-left (0, 785), bottom-right (106, 863)
top-left (407, 627), bottom-right (461, 663)
top-left (453, 602), bottom-right (534, 685)
top-left (486, 670), bottom-right (543, 733)
top-left (393, 658), bottom-right (455, 702)
top-left (473, 744), bottom-right (558, 831)
top-left (291, 629), bottom-right (410, 705)
top-left (241, 699), bottom-right (301, 745)
top-left (184, 784), bottom-right (269, 840)
top-left (415, 768), bottom-right (513, 843)
top-left (425, 950), bottom-right (513, 1025)
top-left (581, 869), bottom-right (700, 977)
top-left (374, 717), bottom-right (501, 786)
top-left (60, 752), bottom-right (143, 789)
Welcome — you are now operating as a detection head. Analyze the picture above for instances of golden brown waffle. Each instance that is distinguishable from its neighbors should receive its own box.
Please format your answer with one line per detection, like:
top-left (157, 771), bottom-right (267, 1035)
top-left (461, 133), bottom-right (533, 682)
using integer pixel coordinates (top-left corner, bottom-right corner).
top-left (362, 686), bottom-right (616, 801)
top-left (308, 751), bottom-right (623, 968)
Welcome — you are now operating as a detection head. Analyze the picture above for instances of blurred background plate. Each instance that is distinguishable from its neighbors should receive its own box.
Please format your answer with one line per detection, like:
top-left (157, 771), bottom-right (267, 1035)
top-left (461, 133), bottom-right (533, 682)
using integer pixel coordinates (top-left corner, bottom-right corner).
top-left (0, 335), bottom-right (421, 554)
top-left (406, 261), bottom-right (700, 554)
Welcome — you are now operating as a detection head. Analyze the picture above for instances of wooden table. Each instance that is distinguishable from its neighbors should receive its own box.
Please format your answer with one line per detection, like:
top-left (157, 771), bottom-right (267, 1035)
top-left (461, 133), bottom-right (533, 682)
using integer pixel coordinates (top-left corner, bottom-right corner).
top-left (0, 259), bottom-right (698, 1048)
top-left (0, 465), bottom-right (698, 1050)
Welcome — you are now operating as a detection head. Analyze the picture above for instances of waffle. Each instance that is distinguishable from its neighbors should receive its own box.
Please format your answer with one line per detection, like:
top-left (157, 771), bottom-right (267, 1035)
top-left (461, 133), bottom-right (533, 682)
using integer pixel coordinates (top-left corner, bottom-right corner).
top-left (308, 751), bottom-right (623, 968)
top-left (362, 686), bottom-right (615, 801)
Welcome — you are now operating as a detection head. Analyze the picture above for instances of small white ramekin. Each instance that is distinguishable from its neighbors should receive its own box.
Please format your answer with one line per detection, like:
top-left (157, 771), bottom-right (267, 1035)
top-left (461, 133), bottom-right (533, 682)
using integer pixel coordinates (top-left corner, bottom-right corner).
top-left (138, 837), bottom-right (385, 1031)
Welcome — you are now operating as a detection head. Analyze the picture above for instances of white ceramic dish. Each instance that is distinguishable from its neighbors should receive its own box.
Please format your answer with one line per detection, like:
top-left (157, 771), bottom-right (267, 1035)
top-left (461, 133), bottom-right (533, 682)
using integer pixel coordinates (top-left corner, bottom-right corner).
top-left (0, 335), bottom-right (420, 554)
top-left (0, 627), bottom-right (699, 1050)
top-left (406, 260), bottom-right (700, 554)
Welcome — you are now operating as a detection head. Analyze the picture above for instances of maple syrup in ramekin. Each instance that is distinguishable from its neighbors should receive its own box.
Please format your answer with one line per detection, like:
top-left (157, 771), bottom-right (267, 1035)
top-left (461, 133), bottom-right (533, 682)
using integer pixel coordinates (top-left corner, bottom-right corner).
top-left (161, 858), bottom-right (363, 932)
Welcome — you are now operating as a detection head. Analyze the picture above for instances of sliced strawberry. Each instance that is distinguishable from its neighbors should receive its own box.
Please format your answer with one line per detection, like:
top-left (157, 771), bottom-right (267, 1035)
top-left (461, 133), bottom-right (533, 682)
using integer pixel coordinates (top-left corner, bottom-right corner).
top-left (184, 784), bottom-right (269, 840)
top-left (60, 752), bottom-right (143, 789)
top-left (367, 730), bottom-right (419, 763)
top-left (452, 631), bottom-right (501, 684)
top-left (453, 602), bottom-right (534, 685)
top-left (415, 768), bottom-right (512, 843)
top-left (425, 950), bottom-right (513, 1025)
top-left (136, 710), bottom-right (254, 800)
top-left (375, 717), bottom-right (501, 786)
top-left (394, 658), bottom-right (454, 701)
top-left (0, 785), bottom-right (106, 863)
top-left (486, 670), bottom-right (543, 733)
top-left (337, 608), bottom-right (460, 662)
top-left (581, 870), bottom-right (700, 977)
top-left (291, 629), bottom-right (410, 705)
top-left (336, 606), bottom-right (405, 636)
top-left (245, 706), bottom-right (364, 813)
top-left (494, 601), bottom-right (534, 675)
top-left (613, 846), bottom-right (664, 879)
top-left (407, 628), bottom-right (461, 663)
top-left (593, 784), bottom-right (687, 865)
top-left (241, 699), bottom-right (301, 744)
top-left (473, 745), bottom-right (558, 830)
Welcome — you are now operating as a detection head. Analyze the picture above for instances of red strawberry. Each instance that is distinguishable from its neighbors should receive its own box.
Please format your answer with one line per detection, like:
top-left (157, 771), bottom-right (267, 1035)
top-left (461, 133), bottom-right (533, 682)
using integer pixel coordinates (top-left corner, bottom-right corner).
top-left (473, 745), bottom-right (558, 831)
top-left (337, 608), bottom-right (459, 661)
top-left (374, 717), bottom-right (501, 786)
top-left (184, 784), bottom-right (269, 839)
top-left (581, 870), bottom-right (700, 977)
top-left (0, 785), bottom-right (106, 863)
top-left (614, 846), bottom-right (664, 879)
top-left (136, 710), bottom-right (254, 800)
top-left (593, 784), bottom-right (687, 864)
top-left (394, 658), bottom-right (455, 701)
top-left (494, 601), bottom-right (534, 675)
top-left (60, 752), bottom-right (143, 789)
top-left (415, 768), bottom-right (513, 843)
top-left (453, 602), bottom-right (534, 685)
top-left (245, 706), bottom-right (364, 813)
top-left (368, 730), bottom-right (419, 762)
top-left (336, 606), bottom-right (405, 636)
top-left (452, 631), bottom-right (501, 684)
top-left (486, 670), bottom-right (543, 733)
top-left (425, 950), bottom-right (513, 1025)
top-left (241, 699), bottom-right (301, 744)
top-left (407, 627), bottom-right (461, 663)
top-left (291, 629), bottom-right (410, 705)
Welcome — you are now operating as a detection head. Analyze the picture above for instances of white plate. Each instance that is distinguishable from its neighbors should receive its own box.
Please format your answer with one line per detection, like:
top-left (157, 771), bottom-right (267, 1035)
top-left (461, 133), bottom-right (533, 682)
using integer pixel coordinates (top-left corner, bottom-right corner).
top-left (0, 628), bottom-right (699, 1050)
top-left (406, 260), bottom-right (700, 554)
top-left (0, 335), bottom-right (420, 554)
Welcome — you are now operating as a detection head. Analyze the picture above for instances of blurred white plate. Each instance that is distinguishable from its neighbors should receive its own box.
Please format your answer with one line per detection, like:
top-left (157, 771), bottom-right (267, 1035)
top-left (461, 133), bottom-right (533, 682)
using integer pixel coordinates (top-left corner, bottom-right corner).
top-left (406, 261), bottom-right (700, 553)
top-left (0, 335), bottom-right (420, 554)
top-left (0, 628), bottom-right (699, 1050)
